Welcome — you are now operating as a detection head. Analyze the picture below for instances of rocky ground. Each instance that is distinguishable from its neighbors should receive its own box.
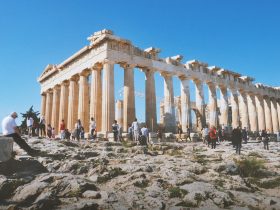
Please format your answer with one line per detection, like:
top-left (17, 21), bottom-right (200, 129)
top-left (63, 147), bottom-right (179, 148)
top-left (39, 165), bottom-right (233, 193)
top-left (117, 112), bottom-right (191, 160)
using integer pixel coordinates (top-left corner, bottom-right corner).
top-left (0, 137), bottom-right (280, 210)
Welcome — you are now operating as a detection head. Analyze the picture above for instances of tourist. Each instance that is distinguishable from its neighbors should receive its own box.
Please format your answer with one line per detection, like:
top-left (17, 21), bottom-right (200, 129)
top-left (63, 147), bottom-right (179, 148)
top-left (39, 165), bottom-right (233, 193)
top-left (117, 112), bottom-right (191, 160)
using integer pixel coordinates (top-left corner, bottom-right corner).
top-left (47, 124), bottom-right (52, 138)
top-left (51, 127), bottom-right (55, 139)
top-left (128, 124), bottom-right (133, 141)
top-left (217, 128), bottom-right (222, 143)
top-left (60, 119), bottom-right (66, 139)
top-left (186, 126), bottom-right (191, 141)
top-left (89, 117), bottom-right (96, 140)
top-left (261, 130), bottom-right (269, 150)
top-left (39, 116), bottom-right (46, 137)
top-left (80, 126), bottom-right (85, 140)
top-left (202, 127), bottom-right (209, 144)
top-left (177, 123), bottom-right (183, 140)
top-left (141, 124), bottom-right (149, 144)
top-left (118, 125), bottom-right (123, 142)
top-left (209, 126), bottom-right (218, 149)
top-left (1, 112), bottom-right (39, 156)
top-left (64, 129), bottom-right (71, 140)
top-left (74, 119), bottom-right (82, 140)
top-left (157, 128), bottom-right (162, 141)
top-left (26, 116), bottom-right (34, 138)
top-left (232, 127), bottom-right (242, 155)
top-left (242, 127), bottom-right (248, 144)
top-left (112, 120), bottom-right (119, 142)
top-left (132, 118), bottom-right (140, 142)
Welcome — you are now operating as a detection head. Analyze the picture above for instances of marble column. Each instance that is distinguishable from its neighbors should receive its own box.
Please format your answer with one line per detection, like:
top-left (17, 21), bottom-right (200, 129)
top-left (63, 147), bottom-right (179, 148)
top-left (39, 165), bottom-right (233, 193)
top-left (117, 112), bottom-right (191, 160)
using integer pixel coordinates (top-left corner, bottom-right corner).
top-left (271, 98), bottom-right (279, 133)
top-left (90, 66), bottom-right (102, 131)
top-left (122, 64), bottom-right (135, 132)
top-left (40, 93), bottom-right (46, 118)
top-left (238, 91), bottom-right (249, 129)
top-left (45, 90), bottom-right (53, 127)
top-left (277, 100), bottom-right (280, 129)
top-left (51, 85), bottom-right (60, 134)
top-left (180, 76), bottom-right (191, 132)
top-left (162, 73), bottom-right (176, 133)
top-left (116, 100), bottom-right (123, 127)
top-left (145, 69), bottom-right (157, 132)
top-left (67, 77), bottom-right (79, 131)
top-left (101, 61), bottom-right (115, 133)
top-left (247, 93), bottom-right (258, 132)
top-left (255, 95), bottom-right (266, 131)
top-left (78, 72), bottom-right (90, 132)
top-left (194, 79), bottom-right (205, 129)
top-left (264, 97), bottom-right (273, 132)
top-left (160, 103), bottom-right (164, 124)
top-left (59, 81), bottom-right (69, 129)
top-left (219, 86), bottom-right (229, 127)
top-left (230, 89), bottom-right (240, 129)
top-left (208, 83), bottom-right (218, 127)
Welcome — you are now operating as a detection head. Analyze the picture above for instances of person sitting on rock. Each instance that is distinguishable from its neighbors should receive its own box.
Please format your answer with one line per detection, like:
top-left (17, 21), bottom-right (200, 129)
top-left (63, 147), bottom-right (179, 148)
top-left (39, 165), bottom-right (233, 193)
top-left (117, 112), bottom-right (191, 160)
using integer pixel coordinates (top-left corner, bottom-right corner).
top-left (1, 112), bottom-right (39, 156)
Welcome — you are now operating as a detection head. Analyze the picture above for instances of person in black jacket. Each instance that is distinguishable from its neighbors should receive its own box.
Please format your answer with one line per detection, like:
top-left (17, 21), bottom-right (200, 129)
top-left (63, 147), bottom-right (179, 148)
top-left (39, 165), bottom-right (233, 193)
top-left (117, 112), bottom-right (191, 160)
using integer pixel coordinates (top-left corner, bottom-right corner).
top-left (232, 127), bottom-right (242, 155)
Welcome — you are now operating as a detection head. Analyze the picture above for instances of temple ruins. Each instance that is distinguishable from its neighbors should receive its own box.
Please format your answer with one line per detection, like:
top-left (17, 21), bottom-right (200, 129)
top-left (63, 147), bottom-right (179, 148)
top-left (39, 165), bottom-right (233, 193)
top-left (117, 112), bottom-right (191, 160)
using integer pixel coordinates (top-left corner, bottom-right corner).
top-left (38, 29), bottom-right (280, 135)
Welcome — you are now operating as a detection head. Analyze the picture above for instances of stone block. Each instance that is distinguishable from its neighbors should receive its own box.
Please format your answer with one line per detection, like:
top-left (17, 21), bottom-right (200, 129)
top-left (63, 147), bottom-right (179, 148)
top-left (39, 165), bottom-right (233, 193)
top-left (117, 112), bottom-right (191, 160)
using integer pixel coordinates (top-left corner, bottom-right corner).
top-left (149, 132), bottom-right (157, 138)
top-left (107, 133), bottom-right (115, 142)
top-left (0, 137), bottom-right (13, 162)
top-left (190, 133), bottom-right (200, 142)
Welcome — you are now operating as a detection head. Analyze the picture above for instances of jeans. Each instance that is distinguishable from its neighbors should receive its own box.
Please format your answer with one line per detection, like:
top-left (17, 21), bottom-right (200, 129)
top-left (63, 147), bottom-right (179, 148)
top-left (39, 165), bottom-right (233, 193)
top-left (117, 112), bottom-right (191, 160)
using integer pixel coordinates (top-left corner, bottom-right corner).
top-left (211, 139), bottom-right (216, 149)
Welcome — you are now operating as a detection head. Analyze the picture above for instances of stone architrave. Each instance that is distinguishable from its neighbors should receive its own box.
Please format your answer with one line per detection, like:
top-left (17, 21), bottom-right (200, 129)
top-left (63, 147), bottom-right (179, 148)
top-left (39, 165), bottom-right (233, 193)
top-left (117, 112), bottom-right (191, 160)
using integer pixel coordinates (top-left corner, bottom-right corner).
top-left (59, 81), bottom-right (69, 128)
top-left (78, 73), bottom-right (90, 132)
top-left (255, 95), bottom-right (266, 131)
top-left (162, 73), bottom-right (176, 133)
top-left (194, 79), bottom-right (205, 129)
top-left (247, 93), bottom-right (258, 132)
top-left (219, 86), bottom-right (229, 127)
top-left (230, 89), bottom-right (240, 129)
top-left (115, 100), bottom-right (123, 126)
top-left (264, 97), bottom-right (273, 132)
top-left (238, 91), bottom-right (249, 129)
top-left (144, 69), bottom-right (157, 132)
top-left (51, 85), bottom-right (60, 134)
top-left (180, 76), bottom-right (191, 132)
top-left (208, 83), bottom-right (218, 127)
top-left (122, 64), bottom-right (135, 132)
top-left (67, 77), bottom-right (79, 130)
top-left (45, 90), bottom-right (53, 127)
top-left (90, 66), bottom-right (102, 131)
top-left (101, 60), bottom-right (115, 133)
top-left (40, 93), bottom-right (46, 118)
top-left (271, 98), bottom-right (279, 133)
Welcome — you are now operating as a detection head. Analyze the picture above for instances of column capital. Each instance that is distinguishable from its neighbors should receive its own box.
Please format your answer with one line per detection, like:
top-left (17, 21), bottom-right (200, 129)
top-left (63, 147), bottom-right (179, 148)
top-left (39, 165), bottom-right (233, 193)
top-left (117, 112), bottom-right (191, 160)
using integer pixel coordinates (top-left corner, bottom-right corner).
top-left (120, 62), bottom-right (136, 69)
top-left (102, 59), bottom-right (115, 65)
top-left (61, 80), bottom-right (69, 86)
top-left (179, 75), bottom-right (190, 81)
top-left (160, 72), bottom-right (173, 79)
top-left (53, 84), bottom-right (61, 91)
top-left (41, 92), bottom-right (46, 96)
top-left (79, 69), bottom-right (91, 77)
top-left (46, 88), bottom-right (53, 94)
top-left (70, 74), bottom-right (80, 82)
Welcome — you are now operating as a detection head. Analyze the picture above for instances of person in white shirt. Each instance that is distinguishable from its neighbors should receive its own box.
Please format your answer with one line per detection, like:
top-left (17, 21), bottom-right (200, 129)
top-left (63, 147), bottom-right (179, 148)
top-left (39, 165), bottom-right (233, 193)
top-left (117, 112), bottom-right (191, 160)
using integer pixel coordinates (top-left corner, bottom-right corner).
top-left (132, 118), bottom-right (140, 142)
top-left (2, 112), bottom-right (39, 156)
top-left (141, 125), bottom-right (149, 144)
top-left (26, 116), bottom-right (34, 138)
top-left (89, 117), bottom-right (96, 140)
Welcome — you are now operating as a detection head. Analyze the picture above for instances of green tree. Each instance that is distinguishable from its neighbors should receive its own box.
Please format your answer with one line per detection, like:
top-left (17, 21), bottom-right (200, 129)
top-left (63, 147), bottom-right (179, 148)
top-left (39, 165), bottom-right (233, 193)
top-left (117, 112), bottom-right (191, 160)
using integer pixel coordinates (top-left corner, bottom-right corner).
top-left (20, 106), bottom-right (40, 134)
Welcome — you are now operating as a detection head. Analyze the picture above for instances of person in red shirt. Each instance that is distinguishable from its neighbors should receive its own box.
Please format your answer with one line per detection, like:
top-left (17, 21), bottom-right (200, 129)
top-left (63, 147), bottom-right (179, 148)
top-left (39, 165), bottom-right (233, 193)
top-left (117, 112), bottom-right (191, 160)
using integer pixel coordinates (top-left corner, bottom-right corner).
top-left (60, 120), bottom-right (66, 139)
top-left (209, 126), bottom-right (218, 149)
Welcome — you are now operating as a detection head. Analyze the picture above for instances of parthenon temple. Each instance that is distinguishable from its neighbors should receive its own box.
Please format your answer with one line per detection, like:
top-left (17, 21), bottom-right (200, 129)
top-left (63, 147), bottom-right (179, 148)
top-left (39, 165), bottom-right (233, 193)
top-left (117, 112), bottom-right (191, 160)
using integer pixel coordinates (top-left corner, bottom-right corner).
top-left (38, 29), bottom-right (280, 135)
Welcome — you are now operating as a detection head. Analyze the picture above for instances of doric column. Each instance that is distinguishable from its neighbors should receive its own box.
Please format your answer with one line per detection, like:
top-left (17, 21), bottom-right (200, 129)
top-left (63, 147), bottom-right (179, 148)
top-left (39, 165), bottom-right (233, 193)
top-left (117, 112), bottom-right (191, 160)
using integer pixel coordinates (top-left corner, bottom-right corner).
top-left (238, 91), bottom-right (249, 129)
top-left (264, 97), bottom-right (273, 132)
top-left (40, 93), bottom-right (46, 118)
top-left (271, 98), bottom-right (279, 133)
top-left (45, 90), bottom-right (53, 126)
top-left (160, 102), bottom-right (164, 124)
top-left (230, 89), bottom-right (240, 129)
top-left (208, 83), bottom-right (218, 127)
top-left (122, 64), bottom-right (135, 132)
top-left (162, 73), bottom-right (176, 133)
top-left (277, 100), bottom-right (280, 129)
top-left (180, 76), bottom-right (191, 132)
top-left (194, 79), bottom-right (205, 129)
top-left (247, 93), bottom-right (258, 132)
top-left (78, 72), bottom-right (90, 132)
top-left (67, 76), bottom-right (79, 131)
top-left (90, 65), bottom-right (102, 131)
top-left (59, 81), bottom-right (69, 129)
top-left (115, 100), bottom-right (123, 127)
top-left (144, 69), bottom-right (157, 132)
top-left (51, 85), bottom-right (60, 134)
top-left (101, 60), bottom-right (115, 133)
top-left (255, 95), bottom-right (266, 131)
top-left (219, 86), bottom-right (229, 127)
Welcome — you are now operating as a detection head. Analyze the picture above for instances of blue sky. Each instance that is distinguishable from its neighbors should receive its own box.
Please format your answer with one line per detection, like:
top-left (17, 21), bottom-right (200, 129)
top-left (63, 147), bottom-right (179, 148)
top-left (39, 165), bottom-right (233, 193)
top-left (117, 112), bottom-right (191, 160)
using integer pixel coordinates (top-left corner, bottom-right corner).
top-left (0, 0), bottom-right (279, 129)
